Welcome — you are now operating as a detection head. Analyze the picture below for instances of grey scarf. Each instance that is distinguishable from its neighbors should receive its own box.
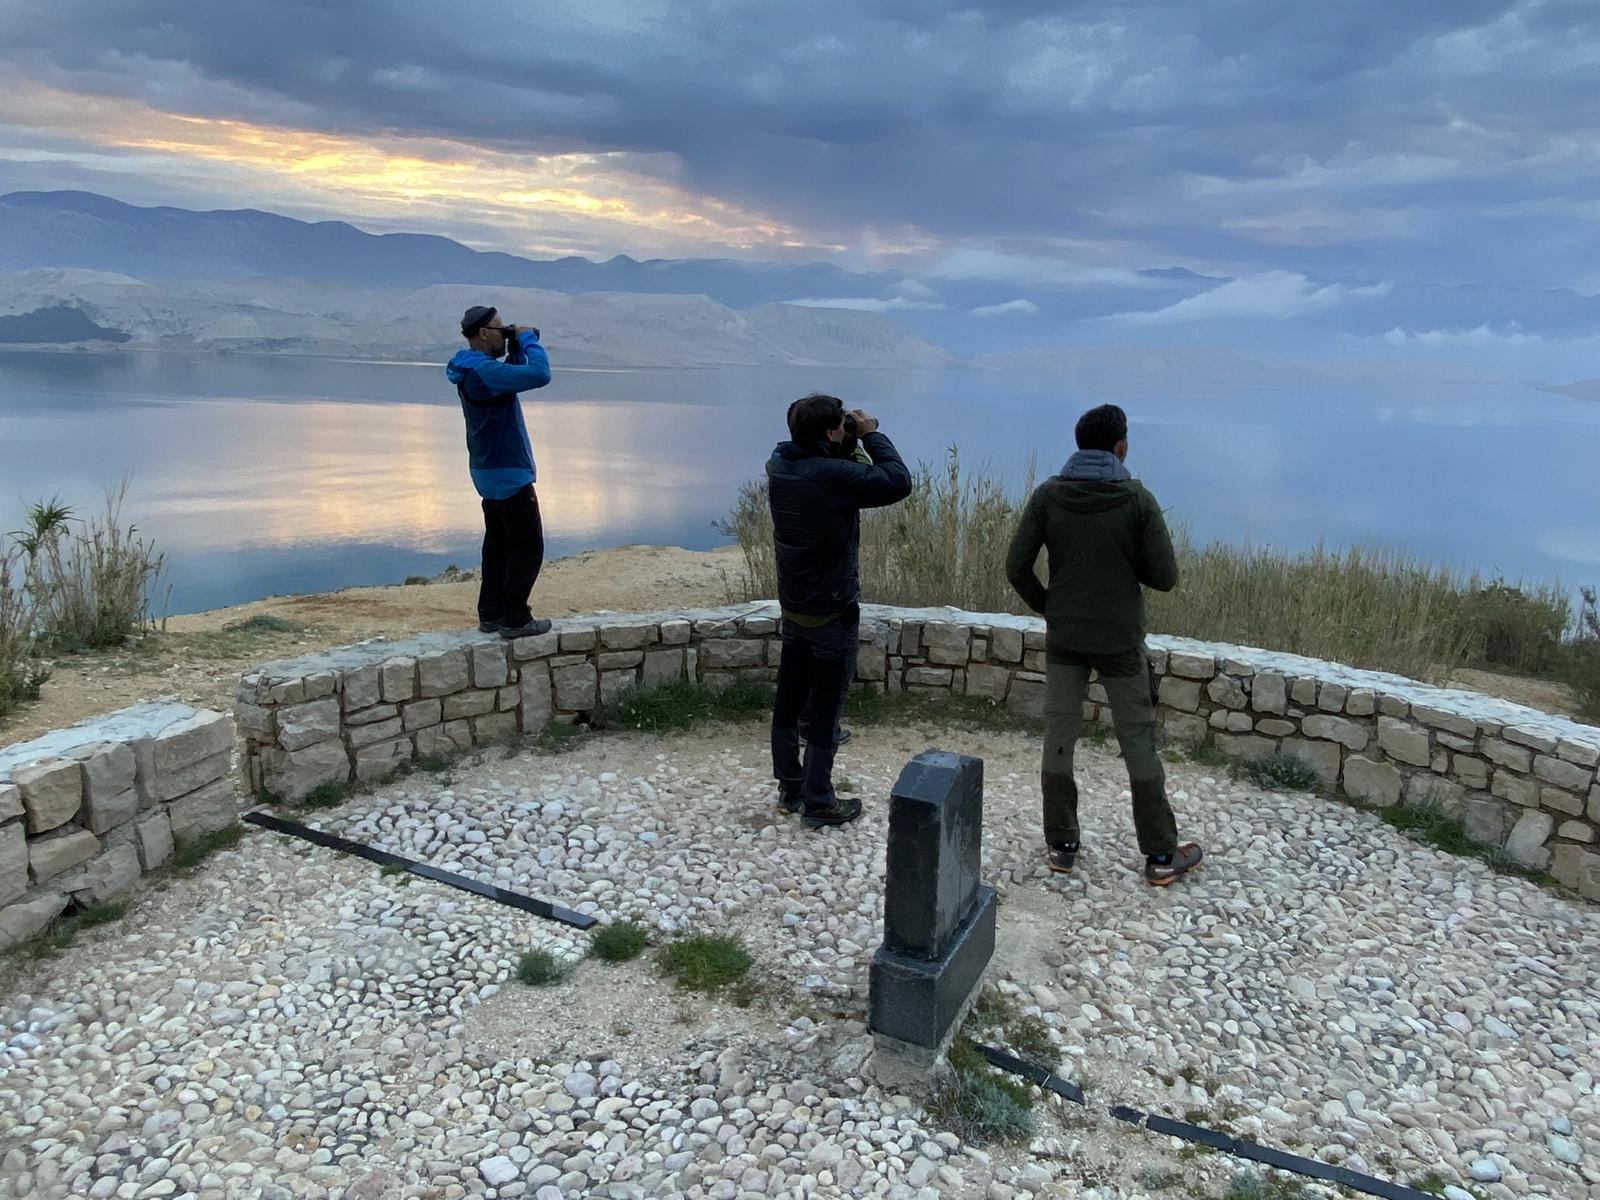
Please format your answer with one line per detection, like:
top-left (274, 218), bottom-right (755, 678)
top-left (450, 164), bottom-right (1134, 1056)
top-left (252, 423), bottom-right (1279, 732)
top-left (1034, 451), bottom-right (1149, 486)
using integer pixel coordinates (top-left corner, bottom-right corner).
top-left (1061, 449), bottom-right (1131, 482)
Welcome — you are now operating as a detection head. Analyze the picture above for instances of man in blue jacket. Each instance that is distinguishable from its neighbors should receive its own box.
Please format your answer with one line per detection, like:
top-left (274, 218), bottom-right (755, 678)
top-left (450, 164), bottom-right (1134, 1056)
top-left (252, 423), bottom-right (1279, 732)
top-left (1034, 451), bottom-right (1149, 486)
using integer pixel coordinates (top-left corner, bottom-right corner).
top-left (445, 305), bottom-right (553, 639)
top-left (768, 393), bottom-right (912, 827)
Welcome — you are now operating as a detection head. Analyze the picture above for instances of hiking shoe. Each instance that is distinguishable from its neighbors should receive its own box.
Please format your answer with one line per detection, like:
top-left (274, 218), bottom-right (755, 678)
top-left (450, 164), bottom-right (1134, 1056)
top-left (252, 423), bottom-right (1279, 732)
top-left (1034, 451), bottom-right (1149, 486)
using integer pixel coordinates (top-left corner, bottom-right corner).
top-left (1145, 843), bottom-right (1204, 886)
top-left (776, 785), bottom-right (803, 814)
top-left (499, 617), bottom-right (553, 640)
top-left (1046, 842), bottom-right (1080, 874)
top-left (802, 795), bottom-right (863, 829)
top-left (478, 620), bottom-right (500, 634)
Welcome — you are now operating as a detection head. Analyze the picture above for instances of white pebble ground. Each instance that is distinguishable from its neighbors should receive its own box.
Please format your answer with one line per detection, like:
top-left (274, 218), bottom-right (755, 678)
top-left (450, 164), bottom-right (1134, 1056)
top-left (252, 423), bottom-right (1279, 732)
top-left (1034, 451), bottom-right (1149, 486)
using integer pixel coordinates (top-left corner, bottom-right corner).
top-left (1, 721), bottom-right (1596, 1199)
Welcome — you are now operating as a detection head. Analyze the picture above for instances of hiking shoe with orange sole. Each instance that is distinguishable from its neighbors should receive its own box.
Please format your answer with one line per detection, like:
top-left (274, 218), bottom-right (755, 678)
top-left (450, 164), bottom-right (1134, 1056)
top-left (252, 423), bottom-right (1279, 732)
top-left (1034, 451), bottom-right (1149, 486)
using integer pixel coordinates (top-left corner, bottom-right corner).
top-left (1145, 843), bottom-right (1204, 886)
top-left (1047, 843), bottom-right (1079, 873)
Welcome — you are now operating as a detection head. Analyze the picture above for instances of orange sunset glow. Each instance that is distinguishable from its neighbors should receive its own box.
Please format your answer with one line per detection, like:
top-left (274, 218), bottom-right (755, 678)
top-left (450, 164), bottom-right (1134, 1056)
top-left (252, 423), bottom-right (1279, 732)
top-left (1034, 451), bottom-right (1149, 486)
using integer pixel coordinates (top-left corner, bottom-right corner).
top-left (0, 84), bottom-right (831, 260)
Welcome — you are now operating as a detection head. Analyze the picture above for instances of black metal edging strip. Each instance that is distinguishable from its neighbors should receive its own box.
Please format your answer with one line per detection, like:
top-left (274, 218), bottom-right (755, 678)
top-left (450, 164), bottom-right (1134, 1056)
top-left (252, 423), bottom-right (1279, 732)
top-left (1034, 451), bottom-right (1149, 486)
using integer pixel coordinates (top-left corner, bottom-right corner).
top-left (241, 811), bottom-right (597, 930)
top-left (976, 1044), bottom-right (1086, 1104)
top-left (974, 1045), bottom-right (1440, 1200)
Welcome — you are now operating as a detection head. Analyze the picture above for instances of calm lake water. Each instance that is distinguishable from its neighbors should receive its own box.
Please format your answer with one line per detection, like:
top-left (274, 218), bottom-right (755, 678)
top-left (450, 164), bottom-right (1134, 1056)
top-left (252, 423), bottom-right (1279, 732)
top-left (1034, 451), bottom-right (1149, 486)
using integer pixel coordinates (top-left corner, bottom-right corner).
top-left (1, 350), bottom-right (1596, 614)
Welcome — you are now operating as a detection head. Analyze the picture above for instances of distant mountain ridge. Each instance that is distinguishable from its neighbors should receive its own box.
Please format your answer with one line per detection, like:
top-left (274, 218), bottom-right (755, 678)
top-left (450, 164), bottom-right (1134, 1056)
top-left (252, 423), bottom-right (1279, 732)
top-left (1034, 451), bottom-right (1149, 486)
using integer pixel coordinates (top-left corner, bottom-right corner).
top-left (7, 190), bottom-right (1599, 376)
top-left (0, 190), bottom-right (902, 307)
top-left (0, 270), bottom-right (950, 369)
top-left (1539, 379), bottom-right (1600, 401)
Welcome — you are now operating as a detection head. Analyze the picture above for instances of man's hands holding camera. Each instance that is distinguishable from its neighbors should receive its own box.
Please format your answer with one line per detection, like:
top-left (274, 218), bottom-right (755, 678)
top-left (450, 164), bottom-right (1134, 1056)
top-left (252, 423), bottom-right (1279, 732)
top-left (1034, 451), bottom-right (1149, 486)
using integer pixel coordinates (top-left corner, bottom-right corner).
top-left (843, 409), bottom-right (879, 437)
top-left (498, 324), bottom-right (539, 354)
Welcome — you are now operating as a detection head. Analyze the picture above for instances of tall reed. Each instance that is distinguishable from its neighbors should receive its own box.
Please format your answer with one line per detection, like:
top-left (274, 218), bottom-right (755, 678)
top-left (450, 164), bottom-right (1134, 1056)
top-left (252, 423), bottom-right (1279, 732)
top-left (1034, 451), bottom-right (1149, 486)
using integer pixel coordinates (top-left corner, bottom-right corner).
top-left (720, 453), bottom-right (1577, 684)
top-left (0, 542), bottom-right (47, 720)
top-left (22, 481), bottom-right (168, 652)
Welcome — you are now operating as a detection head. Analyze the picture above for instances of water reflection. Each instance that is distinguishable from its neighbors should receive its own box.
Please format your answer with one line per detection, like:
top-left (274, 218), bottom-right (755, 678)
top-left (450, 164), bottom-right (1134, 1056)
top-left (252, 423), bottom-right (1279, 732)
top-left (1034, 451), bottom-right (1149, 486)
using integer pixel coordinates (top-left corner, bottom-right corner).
top-left (0, 350), bottom-right (1596, 613)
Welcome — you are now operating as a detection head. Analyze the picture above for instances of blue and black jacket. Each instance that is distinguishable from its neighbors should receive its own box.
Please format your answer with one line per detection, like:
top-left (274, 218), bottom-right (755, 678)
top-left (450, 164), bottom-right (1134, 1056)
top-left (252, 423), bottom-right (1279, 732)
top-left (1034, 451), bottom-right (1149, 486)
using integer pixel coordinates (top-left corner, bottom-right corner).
top-left (444, 333), bottom-right (552, 499)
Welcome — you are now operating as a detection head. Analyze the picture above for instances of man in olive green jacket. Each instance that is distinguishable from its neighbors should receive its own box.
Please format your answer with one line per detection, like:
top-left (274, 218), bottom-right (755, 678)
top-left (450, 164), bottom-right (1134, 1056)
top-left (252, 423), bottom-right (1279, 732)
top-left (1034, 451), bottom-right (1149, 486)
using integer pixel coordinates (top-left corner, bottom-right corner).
top-left (1005, 404), bottom-right (1203, 885)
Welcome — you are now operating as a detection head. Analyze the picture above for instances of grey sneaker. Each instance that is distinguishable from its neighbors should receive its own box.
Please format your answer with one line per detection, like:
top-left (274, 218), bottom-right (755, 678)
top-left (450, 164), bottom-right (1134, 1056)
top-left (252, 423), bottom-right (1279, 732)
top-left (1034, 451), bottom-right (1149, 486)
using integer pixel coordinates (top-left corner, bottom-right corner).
top-left (499, 617), bottom-right (553, 640)
top-left (1145, 843), bottom-right (1204, 886)
top-left (478, 620), bottom-right (500, 634)
top-left (776, 785), bottom-right (803, 814)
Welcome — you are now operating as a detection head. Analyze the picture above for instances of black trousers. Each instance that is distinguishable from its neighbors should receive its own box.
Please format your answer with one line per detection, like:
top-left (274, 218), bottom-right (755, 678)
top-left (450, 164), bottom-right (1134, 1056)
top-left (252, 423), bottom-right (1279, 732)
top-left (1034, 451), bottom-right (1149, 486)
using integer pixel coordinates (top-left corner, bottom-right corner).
top-left (477, 485), bottom-right (544, 627)
top-left (770, 605), bottom-right (859, 805)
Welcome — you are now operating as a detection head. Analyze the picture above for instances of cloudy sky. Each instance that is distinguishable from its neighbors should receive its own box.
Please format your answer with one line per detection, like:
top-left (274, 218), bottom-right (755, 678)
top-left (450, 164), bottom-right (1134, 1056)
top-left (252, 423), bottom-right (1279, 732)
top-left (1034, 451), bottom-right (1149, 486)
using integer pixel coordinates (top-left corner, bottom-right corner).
top-left (2, 1), bottom-right (1599, 340)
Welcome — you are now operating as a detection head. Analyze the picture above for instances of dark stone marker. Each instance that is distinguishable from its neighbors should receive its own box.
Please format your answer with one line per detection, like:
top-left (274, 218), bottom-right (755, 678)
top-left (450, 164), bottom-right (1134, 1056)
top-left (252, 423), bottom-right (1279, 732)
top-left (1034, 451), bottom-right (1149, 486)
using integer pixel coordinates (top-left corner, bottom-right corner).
top-left (868, 750), bottom-right (997, 1070)
top-left (882, 751), bottom-right (984, 957)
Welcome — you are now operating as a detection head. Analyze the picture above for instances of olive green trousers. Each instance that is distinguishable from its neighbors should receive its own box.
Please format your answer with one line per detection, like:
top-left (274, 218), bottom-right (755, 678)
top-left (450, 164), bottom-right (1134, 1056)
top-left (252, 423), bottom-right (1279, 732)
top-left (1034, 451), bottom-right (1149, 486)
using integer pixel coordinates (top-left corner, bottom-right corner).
top-left (1041, 648), bottom-right (1177, 857)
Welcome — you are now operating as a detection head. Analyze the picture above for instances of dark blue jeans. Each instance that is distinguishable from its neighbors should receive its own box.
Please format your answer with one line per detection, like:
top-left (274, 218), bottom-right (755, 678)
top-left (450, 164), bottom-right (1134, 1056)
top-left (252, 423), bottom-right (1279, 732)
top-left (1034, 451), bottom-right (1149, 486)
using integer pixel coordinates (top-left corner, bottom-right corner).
top-left (771, 606), bottom-right (859, 805)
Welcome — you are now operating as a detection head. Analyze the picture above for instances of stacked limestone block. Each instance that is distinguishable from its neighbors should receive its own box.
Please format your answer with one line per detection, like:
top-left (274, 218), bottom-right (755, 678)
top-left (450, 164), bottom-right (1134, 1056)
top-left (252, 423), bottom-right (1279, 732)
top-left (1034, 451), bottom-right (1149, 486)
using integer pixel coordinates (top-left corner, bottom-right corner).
top-left (237, 614), bottom-right (775, 804)
top-left (0, 700), bottom-right (235, 948)
top-left (236, 603), bottom-right (1600, 899)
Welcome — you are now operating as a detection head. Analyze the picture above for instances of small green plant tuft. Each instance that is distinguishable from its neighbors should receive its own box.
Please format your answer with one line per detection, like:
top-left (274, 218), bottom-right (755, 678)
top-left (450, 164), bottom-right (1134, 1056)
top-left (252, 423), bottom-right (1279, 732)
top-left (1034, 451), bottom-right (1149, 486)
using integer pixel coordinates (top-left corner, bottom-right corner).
top-left (0, 652), bottom-right (49, 723)
top-left (414, 752), bottom-right (454, 774)
top-left (1181, 742), bottom-right (1233, 770)
top-left (1219, 1168), bottom-right (1313, 1200)
top-left (971, 988), bottom-right (1023, 1028)
top-left (379, 863), bottom-right (408, 878)
top-left (298, 782), bottom-right (354, 810)
top-left (1380, 795), bottom-right (1553, 885)
top-left (516, 950), bottom-right (571, 987)
top-left (927, 1037), bottom-right (1037, 1146)
top-left (658, 933), bottom-right (753, 994)
top-left (532, 721), bottom-right (583, 754)
top-left (1233, 752), bottom-right (1323, 793)
top-left (171, 825), bottom-right (245, 869)
top-left (844, 687), bottom-right (1042, 736)
top-left (1003, 1013), bottom-right (1055, 1064)
top-left (607, 677), bottom-right (775, 733)
top-left (590, 920), bottom-right (650, 963)
top-left (222, 614), bottom-right (299, 635)
top-left (969, 987), bottom-right (1054, 1064)
top-left (1176, 743), bottom-right (1322, 794)
top-left (1136, 1167), bottom-right (1184, 1192)
top-left (2, 901), bottom-right (126, 960)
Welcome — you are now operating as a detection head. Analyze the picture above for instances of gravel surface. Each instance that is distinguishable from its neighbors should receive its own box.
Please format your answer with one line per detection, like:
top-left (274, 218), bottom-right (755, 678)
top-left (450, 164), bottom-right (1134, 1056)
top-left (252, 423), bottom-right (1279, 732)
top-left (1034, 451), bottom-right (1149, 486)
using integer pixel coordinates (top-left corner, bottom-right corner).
top-left (1, 721), bottom-right (1596, 1199)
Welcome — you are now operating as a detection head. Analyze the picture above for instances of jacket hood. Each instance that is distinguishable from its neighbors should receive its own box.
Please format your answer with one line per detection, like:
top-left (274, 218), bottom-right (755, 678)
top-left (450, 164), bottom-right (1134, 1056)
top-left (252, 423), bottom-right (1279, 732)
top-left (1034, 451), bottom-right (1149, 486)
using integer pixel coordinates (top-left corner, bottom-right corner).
top-left (445, 347), bottom-right (494, 383)
top-left (1042, 475), bottom-right (1140, 514)
top-left (772, 439), bottom-right (840, 463)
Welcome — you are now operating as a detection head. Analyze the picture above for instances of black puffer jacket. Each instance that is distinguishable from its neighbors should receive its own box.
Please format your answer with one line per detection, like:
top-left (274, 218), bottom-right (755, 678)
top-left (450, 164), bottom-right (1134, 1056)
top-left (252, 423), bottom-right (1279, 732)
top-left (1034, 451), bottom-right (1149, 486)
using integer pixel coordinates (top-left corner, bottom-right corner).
top-left (766, 431), bottom-right (912, 617)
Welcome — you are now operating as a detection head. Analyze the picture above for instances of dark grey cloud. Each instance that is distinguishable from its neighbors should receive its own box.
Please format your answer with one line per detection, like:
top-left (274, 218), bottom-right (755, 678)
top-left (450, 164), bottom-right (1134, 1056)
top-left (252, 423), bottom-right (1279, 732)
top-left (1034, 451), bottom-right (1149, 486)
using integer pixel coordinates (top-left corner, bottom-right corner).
top-left (3, 0), bottom-right (1600, 292)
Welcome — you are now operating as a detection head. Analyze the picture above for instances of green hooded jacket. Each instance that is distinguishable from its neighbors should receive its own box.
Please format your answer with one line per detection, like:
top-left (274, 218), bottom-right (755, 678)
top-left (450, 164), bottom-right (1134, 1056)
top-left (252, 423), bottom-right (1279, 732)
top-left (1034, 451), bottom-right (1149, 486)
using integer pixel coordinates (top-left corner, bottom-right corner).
top-left (1005, 473), bottom-right (1178, 657)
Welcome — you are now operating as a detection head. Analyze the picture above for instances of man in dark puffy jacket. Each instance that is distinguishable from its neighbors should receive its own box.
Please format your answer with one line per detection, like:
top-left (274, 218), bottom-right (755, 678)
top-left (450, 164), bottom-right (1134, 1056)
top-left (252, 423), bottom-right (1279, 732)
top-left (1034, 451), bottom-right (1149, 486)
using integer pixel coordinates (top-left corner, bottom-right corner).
top-left (1005, 403), bottom-right (1203, 885)
top-left (445, 305), bottom-right (553, 639)
top-left (768, 393), bottom-right (912, 828)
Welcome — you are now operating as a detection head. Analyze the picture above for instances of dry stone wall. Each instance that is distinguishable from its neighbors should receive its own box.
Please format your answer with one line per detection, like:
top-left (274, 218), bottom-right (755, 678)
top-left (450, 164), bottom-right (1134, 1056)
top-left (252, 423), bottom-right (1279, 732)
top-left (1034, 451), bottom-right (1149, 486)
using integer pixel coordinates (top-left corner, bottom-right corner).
top-left (237, 603), bottom-right (1600, 901)
top-left (0, 700), bottom-right (235, 948)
